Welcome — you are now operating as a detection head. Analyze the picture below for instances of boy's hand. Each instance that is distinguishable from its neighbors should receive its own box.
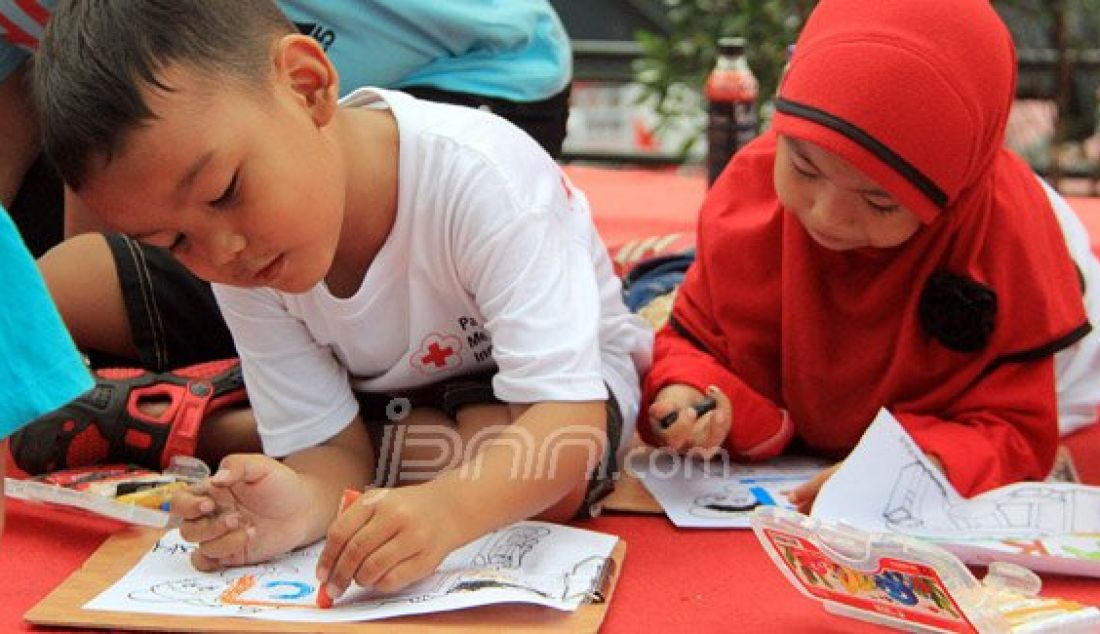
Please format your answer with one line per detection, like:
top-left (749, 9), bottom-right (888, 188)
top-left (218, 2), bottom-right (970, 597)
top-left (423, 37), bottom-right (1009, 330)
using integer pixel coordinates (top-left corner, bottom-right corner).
top-left (171, 453), bottom-right (312, 570)
top-left (317, 481), bottom-right (465, 599)
top-left (648, 384), bottom-right (731, 458)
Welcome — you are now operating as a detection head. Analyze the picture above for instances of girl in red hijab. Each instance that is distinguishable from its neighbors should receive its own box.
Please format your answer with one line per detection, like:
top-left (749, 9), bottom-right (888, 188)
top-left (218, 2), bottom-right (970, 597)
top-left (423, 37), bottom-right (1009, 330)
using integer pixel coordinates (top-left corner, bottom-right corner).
top-left (640, 0), bottom-right (1099, 503)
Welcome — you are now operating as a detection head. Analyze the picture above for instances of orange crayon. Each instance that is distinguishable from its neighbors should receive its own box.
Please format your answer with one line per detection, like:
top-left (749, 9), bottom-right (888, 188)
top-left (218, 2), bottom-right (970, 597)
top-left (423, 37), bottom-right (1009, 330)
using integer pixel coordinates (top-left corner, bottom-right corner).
top-left (317, 488), bottom-right (364, 609)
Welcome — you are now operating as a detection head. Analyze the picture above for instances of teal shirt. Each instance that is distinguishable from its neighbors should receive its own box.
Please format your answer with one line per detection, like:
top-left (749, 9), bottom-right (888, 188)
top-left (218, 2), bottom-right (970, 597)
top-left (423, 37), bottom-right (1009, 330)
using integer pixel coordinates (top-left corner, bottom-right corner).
top-left (280, 0), bottom-right (571, 101)
top-left (0, 0), bottom-right (571, 102)
top-left (0, 209), bottom-right (91, 438)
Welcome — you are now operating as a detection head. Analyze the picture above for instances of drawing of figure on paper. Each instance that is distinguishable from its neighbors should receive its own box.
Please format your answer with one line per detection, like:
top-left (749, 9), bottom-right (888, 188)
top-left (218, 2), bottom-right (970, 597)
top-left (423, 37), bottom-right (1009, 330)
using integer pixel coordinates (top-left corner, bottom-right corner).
top-left (84, 521), bottom-right (619, 622)
top-left (883, 461), bottom-right (952, 530)
top-left (883, 460), bottom-right (1100, 538)
top-left (130, 561), bottom-right (302, 611)
top-left (471, 525), bottom-right (552, 568)
top-left (449, 572), bottom-right (552, 597)
top-left (130, 577), bottom-right (227, 608)
top-left (446, 554), bottom-right (607, 603)
top-left (947, 487), bottom-right (1100, 534)
top-left (689, 485), bottom-right (762, 518)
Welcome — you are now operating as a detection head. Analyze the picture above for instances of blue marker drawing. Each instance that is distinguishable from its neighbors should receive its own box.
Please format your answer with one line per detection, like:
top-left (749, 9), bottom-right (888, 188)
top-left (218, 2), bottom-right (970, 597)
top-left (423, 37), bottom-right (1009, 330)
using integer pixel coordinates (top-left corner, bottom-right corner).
top-left (263, 580), bottom-right (313, 600)
top-left (738, 476), bottom-right (815, 484)
top-left (749, 486), bottom-right (776, 506)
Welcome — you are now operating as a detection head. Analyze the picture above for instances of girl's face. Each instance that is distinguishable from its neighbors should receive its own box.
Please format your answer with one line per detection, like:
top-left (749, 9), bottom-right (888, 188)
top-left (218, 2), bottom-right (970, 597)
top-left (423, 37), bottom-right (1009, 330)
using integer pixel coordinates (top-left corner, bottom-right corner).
top-left (774, 136), bottom-right (922, 251)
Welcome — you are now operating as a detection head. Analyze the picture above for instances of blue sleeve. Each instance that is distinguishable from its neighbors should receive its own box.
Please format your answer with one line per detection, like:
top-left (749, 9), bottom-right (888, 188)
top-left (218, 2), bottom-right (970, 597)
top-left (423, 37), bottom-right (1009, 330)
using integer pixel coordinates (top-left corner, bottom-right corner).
top-left (0, 209), bottom-right (91, 438)
top-left (0, 40), bottom-right (29, 84)
top-left (277, 0), bottom-right (571, 102)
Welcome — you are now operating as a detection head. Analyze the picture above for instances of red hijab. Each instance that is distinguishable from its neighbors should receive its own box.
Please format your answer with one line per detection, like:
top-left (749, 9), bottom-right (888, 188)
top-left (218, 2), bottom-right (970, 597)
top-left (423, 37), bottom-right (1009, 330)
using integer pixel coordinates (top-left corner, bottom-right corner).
top-left (670, 0), bottom-right (1088, 484)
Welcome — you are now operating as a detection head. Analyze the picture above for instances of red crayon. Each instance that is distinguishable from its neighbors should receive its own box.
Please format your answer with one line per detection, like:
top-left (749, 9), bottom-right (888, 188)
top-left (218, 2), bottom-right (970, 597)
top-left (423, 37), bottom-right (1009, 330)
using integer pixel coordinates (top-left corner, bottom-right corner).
top-left (316, 488), bottom-right (364, 609)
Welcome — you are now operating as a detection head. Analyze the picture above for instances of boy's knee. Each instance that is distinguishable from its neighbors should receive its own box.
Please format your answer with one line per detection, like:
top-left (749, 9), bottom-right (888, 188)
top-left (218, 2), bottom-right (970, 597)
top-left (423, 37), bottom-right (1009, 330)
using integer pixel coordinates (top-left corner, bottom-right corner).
top-left (533, 477), bottom-right (590, 523)
top-left (38, 231), bottom-right (113, 280)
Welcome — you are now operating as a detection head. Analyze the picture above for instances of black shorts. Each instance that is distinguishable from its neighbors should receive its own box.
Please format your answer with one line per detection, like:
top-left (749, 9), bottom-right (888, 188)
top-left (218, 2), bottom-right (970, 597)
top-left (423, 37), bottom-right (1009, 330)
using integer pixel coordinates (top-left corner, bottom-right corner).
top-left (89, 234), bottom-right (236, 372)
top-left (357, 371), bottom-right (623, 520)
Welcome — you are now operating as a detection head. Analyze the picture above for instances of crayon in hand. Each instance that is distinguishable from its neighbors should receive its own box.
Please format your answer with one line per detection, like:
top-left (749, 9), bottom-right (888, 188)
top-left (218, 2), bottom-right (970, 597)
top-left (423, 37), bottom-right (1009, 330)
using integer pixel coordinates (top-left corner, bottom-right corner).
top-left (317, 488), bottom-right (364, 609)
top-left (658, 396), bottom-right (718, 430)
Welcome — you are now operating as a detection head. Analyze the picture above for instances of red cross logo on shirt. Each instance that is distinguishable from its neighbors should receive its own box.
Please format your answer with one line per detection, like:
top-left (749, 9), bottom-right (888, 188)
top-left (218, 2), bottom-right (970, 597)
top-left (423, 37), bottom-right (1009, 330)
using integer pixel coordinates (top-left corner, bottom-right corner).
top-left (410, 333), bottom-right (464, 375)
top-left (421, 342), bottom-right (455, 368)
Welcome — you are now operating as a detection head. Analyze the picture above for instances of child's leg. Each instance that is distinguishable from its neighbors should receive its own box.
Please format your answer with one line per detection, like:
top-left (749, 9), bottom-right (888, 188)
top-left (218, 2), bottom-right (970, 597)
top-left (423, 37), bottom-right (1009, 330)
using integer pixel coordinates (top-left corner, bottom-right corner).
top-left (194, 407), bottom-right (262, 465)
top-left (14, 232), bottom-right (258, 473)
top-left (38, 232), bottom-right (141, 360)
top-left (9, 359), bottom-right (260, 473)
top-left (38, 232), bottom-right (237, 370)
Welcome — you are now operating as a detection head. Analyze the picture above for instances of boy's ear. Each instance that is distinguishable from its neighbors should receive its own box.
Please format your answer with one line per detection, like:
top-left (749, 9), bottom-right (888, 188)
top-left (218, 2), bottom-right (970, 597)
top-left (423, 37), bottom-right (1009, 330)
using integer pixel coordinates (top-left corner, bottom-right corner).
top-left (273, 34), bottom-right (339, 126)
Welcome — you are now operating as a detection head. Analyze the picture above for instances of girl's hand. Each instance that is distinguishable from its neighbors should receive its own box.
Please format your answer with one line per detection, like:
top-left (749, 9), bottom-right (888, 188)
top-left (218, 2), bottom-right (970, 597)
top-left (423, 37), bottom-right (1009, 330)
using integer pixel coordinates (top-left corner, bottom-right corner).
top-left (786, 462), bottom-right (842, 514)
top-left (648, 384), bottom-right (731, 459)
top-left (786, 453), bottom-right (944, 514)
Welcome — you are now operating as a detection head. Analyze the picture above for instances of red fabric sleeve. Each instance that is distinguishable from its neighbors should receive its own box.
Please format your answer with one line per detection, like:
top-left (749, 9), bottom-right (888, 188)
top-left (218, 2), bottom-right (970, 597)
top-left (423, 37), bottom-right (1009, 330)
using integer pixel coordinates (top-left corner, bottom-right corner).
top-left (898, 358), bottom-right (1059, 497)
top-left (638, 326), bottom-right (793, 459)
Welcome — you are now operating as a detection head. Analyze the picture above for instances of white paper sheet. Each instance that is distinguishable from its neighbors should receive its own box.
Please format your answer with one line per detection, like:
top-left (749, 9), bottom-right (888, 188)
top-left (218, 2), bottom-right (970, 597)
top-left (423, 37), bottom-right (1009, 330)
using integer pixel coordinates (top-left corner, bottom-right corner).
top-left (84, 520), bottom-right (617, 623)
top-left (812, 408), bottom-right (1100, 577)
top-left (636, 452), bottom-right (829, 527)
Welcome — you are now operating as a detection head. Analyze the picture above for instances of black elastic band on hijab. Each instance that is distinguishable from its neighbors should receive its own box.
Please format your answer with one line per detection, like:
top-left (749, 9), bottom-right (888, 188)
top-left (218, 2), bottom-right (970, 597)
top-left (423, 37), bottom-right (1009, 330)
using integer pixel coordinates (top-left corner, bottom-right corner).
top-left (775, 98), bottom-right (948, 209)
top-left (984, 321), bottom-right (1093, 376)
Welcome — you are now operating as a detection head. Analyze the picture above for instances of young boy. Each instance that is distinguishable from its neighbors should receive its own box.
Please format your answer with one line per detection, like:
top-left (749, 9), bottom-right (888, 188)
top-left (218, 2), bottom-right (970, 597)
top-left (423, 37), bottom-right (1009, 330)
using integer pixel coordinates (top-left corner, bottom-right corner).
top-left (0, 206), bottom-right (92, 537)
top-left (34, 0), bottom-right (651, 597)
top-left (12, 0), bottom-right (575, 477)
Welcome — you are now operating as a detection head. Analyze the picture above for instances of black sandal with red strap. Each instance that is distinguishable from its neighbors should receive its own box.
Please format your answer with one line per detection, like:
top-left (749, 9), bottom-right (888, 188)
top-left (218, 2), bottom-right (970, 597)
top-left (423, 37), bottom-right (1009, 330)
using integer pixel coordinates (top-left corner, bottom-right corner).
top-left (10, 358), bottom-right (246, 474)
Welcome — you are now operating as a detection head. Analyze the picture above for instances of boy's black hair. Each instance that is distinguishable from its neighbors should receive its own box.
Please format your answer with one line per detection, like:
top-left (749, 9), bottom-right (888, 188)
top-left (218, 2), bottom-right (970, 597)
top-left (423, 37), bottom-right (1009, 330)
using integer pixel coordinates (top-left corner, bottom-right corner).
top-left (33, 0), bottom-right (294, 189)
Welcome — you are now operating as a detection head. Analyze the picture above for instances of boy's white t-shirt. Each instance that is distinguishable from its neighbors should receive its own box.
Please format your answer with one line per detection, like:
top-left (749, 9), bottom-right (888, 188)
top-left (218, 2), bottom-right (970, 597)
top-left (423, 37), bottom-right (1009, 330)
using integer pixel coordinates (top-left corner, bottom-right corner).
top-left (213, 88), bottom-right (653, 458)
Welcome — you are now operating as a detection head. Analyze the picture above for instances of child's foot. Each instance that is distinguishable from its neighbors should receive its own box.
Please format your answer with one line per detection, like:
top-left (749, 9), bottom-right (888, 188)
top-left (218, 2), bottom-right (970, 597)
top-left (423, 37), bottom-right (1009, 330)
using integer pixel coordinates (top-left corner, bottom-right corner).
top-left (9, 358), bottom-right (246, 474)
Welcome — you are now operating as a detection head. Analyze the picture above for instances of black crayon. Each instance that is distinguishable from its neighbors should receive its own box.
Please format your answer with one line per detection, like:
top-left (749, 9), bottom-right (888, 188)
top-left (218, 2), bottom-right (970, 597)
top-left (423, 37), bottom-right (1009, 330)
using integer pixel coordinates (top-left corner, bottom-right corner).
top-left (658, 396), bottom-right (718, 430)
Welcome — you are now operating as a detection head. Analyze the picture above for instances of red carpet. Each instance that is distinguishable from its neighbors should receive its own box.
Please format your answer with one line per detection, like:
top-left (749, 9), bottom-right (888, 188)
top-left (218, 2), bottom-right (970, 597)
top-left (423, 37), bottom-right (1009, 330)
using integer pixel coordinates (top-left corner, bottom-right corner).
top-left (4, 166), bottom-right (1100, 632)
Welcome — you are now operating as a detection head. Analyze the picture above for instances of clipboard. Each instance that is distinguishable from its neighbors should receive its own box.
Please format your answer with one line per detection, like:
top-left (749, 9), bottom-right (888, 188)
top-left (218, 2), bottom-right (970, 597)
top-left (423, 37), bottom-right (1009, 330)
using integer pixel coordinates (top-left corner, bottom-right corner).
top-left (601, 436), bottom-right (662, 514)
top-left (26, 526), bottom-right (626, 633)
top-left (601, 465), bottom-right (662, 514)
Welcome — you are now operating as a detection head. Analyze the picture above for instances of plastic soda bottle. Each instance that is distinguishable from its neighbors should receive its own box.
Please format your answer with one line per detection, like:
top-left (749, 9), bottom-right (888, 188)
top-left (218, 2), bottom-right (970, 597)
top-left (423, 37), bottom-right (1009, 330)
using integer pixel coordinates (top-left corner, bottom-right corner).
top-left (705, 37), bottom-right (759, 186)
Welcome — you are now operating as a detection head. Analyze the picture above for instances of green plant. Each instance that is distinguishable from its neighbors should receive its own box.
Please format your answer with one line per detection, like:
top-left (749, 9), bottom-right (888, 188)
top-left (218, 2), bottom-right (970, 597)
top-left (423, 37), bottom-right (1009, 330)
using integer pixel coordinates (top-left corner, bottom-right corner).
top-left (633, 0), bottom-right (1100, 163)
top-left (632, 0), bottom-right (816, 157)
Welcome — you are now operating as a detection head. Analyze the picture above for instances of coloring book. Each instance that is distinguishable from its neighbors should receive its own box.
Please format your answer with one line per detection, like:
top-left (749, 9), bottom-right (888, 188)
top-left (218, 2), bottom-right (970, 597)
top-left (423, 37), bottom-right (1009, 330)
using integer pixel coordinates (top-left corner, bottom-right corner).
top-left (813, 409), bottom-right (1100, 577)
top-left (635, 451), bottom-right (827, 528)
top-left (83, 521), bottom-right (617, 623)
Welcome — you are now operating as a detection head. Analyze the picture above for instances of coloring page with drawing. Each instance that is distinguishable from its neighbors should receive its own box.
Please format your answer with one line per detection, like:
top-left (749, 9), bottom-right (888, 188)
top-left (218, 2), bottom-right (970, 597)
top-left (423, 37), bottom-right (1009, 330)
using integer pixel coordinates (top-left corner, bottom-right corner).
top-left (813, 409), bottom-right (1100, 577)
top-left (636, 453), bottom-right (829, 528)
top-left (84, 521), bottom-right (617, 623)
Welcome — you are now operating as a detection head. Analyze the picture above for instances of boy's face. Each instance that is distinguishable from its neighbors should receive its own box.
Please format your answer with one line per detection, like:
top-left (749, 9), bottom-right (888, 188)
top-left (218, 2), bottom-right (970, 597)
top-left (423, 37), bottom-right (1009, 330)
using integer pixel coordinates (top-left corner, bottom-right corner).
top-left (77, 48), bottom-right (346, 293)
top-left (774, 135), bottom-right (922, 251)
